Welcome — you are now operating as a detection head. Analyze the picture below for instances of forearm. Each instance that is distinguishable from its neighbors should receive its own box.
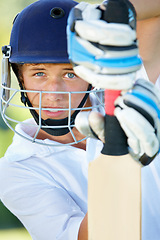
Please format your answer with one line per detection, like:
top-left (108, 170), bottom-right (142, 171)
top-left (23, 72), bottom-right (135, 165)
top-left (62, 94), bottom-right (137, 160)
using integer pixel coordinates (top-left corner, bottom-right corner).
top-left (130, 0), bottom-right (160, 20)
top-left (78, 213), bottom-right (88, 240)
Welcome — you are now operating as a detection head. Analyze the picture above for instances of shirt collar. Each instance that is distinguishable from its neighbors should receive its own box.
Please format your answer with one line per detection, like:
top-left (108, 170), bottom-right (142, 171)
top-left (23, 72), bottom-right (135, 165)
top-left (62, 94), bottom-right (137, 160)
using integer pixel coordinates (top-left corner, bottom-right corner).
top-left (5, 119), bottom-right (71, 162)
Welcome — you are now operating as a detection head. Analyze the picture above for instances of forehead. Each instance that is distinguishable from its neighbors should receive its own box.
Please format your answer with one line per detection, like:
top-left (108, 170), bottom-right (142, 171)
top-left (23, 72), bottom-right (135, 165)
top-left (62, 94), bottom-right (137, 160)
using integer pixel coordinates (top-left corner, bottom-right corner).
top-left (22, 63), bottom-right (73, 71)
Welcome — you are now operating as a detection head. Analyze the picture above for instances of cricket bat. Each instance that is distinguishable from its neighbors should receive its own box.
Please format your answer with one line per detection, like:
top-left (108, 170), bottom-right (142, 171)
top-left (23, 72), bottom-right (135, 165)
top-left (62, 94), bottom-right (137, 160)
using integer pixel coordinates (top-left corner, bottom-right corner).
top-left (88, 1), bottom-right (141, 239)
top-left (88, 89), bottom-right (141, 240)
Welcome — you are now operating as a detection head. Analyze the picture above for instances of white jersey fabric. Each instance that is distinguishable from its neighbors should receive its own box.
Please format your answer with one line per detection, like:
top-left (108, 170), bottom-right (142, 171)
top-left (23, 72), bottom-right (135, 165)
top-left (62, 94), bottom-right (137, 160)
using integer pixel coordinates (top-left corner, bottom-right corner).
top-left (0, 120), bottom-right (102, 240)
top-left (136, 67), bottom-right (160, 240)
top-left (0, 68), bottom-right (160, 239)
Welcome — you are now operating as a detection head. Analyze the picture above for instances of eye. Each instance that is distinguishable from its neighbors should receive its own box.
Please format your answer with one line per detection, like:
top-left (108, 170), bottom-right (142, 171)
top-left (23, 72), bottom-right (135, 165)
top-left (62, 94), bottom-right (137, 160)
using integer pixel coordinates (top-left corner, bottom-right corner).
top-left (67, 73), bottom-right (75, 78)
top-left (65, 72), bottom-right (76, 79)
top-left (35, 72), bottom-right (45, 77)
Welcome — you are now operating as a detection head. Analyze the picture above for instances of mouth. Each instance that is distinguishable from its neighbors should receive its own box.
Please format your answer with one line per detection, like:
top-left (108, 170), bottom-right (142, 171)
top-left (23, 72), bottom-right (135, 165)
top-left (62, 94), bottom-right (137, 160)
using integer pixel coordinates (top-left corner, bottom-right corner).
top-left (42, 107), bottom-right (67, 118)
top-left (47, 108), bottom-right (62, 113)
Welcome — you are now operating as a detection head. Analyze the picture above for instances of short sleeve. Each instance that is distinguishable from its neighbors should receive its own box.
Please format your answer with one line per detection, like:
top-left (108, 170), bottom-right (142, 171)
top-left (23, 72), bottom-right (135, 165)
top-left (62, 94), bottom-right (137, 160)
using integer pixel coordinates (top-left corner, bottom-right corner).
top-left (0, 157), bottom-right (85, 240)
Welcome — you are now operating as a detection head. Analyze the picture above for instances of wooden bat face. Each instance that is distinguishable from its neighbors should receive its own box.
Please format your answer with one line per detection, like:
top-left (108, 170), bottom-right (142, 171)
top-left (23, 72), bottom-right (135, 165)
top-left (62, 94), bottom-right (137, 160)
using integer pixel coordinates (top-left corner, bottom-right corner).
top-left (88, 91), bottom-right (141, 240)
top-left (88, 153), bottom-right (141, 240)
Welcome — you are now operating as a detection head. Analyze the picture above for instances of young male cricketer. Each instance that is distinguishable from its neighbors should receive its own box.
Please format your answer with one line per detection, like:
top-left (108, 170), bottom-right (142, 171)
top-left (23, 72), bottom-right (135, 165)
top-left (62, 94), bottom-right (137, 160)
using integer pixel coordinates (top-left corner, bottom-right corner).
top-left (0, 0), bottom-right (160, 240)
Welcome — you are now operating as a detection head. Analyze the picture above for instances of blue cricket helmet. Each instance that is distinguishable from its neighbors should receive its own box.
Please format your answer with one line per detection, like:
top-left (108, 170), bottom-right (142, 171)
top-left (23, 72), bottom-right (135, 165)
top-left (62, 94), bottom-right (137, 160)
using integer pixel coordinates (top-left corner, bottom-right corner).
top-left (1, 0), bottom-right (105, 142)
top-left (9, 0), bottom-right (78, 64)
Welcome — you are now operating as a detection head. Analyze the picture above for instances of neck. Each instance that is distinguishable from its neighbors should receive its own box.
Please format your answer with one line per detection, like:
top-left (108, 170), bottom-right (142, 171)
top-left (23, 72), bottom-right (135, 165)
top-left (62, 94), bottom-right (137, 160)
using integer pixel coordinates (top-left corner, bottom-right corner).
top-left (137, 17), bottom-right (160, 84)
top-left (37, 127), bottom-right (87, 150)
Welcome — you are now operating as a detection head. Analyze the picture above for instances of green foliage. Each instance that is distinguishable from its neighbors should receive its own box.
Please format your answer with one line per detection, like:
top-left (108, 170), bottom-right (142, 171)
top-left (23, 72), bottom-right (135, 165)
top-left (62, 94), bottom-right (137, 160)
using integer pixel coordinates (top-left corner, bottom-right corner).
top-left (0, 0), bottom-right (35, 47)
top-left (0, 228), bottom-right (31, 240)
top-left (0, 202), bottom-right (23, 229)
top-left (0, 0), bottom-right (34, 158)
top-left (0, 0), bottom-right (35, 230)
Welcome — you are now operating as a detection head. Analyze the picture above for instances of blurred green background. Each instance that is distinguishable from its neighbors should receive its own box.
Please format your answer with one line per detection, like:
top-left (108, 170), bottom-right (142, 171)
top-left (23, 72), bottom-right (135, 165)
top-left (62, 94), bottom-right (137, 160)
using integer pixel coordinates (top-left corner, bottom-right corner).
top-left (0, 0), bottom-right (102, 238)
top-left (0, 0), bottom-right (35, 238)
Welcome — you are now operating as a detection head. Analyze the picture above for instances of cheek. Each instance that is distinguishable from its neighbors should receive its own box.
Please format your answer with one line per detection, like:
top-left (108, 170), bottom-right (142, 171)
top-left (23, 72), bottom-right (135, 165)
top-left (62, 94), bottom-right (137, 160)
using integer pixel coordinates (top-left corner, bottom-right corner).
top-left (77, 79), bottom-right (89, 91)
top-left (26, 91), bottom-right (40, 106)
top-left (68, 78), bottom-right (89, 92)
top-left (24, 78), bottom-right (42, 91)
top-left (23, 78), bottom-right (43, 104)
top-left (70, 83), bottom-right (89, 107)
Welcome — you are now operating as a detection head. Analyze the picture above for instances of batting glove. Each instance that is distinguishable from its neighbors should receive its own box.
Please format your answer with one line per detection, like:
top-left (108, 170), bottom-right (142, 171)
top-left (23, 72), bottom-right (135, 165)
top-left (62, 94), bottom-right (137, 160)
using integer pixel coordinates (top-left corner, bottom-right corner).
top-left (75, 79), bottom-right (160, 166)
top-left (67, 0), bottom-right (142, 90)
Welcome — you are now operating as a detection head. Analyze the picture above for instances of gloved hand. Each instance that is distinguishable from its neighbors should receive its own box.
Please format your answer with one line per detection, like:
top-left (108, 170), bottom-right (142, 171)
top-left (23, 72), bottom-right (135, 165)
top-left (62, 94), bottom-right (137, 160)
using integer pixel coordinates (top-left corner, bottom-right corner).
top-left (67, 0), bottom-right (142, 90)
top-left (75, 79), bottom-right (160, 166)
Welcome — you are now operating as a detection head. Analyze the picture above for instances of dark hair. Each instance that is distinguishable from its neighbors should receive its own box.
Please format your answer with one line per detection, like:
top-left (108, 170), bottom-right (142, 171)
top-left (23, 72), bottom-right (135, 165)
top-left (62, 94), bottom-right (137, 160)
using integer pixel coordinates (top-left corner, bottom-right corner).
top-left (11, 63), bottom-right (23, 82)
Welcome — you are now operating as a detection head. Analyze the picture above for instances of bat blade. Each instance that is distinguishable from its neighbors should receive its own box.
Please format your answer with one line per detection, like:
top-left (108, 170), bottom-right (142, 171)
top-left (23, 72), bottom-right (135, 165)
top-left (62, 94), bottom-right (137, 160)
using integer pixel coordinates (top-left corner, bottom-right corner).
top-left (88, 153), bottom-right (141, 240)
top-left (88, 89), bottom-right (141, 239)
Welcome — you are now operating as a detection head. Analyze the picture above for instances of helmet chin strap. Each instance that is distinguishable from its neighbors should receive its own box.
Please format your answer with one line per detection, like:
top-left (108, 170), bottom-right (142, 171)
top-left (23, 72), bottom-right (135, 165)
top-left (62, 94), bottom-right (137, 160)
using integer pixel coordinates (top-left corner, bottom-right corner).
top-left (20, 84), bottom-right (92, 136)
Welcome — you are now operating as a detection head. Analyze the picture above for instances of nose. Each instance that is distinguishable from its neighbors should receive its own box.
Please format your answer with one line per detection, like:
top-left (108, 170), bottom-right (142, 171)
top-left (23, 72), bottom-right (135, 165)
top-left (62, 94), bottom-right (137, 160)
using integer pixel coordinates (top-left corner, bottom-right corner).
top-left (43, 76), bottom-right (65, 101)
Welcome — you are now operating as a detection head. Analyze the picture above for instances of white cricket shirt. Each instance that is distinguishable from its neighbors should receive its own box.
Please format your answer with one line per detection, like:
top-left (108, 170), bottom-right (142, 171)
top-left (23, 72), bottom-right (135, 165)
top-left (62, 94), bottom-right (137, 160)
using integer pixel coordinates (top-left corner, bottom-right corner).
top-left (0, 119), bottom-right (103, 240)
top-left (137, 67), bottom-right (160, 239)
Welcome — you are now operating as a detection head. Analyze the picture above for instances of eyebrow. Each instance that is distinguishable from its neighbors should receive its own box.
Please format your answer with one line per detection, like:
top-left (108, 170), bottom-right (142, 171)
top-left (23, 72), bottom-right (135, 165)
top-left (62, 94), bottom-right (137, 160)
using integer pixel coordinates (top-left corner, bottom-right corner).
top-left (28, 67), bottom-right (74, 71)
top-left (63, 68), bottom-right (74, 71)
top-left (30, 68), bottom-right (46, 71)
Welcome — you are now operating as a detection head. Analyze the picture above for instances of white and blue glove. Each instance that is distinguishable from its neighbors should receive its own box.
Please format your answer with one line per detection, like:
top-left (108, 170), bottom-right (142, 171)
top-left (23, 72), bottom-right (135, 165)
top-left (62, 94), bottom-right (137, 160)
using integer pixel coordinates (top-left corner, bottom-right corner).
top-left (115, 79), bottom-right (160, 165)
top-left (67, 0), bottom-right (142, 90)
top-left (76, 79), bottom-right (160, 166)
top-left (67, 0), bottom-right (160, 165)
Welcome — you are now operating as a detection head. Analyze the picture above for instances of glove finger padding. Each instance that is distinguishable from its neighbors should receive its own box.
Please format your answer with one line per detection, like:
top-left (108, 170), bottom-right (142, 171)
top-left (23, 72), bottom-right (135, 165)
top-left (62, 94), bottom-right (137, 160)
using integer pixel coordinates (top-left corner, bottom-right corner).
top-left (75, 111), bottom-right (105, 143)
top-left (115, 107), bottom-right (159, 157)
top-left (73, 65), bottom-right (136, 89)
top-left (115, 79), bottom-right (160, 164)
top-left (88, 111), bottom-right (105, 142)
top-left (67, 0), bottom-right (142, 90)
top-left (75, 21), bottom-right (136, 46)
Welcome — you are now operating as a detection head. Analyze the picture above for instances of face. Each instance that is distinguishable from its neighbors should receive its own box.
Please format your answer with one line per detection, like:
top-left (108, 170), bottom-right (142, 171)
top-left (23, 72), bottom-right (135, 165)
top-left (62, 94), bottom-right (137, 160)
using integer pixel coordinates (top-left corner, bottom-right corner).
top-left (21, 63), bottom-right (90, 120)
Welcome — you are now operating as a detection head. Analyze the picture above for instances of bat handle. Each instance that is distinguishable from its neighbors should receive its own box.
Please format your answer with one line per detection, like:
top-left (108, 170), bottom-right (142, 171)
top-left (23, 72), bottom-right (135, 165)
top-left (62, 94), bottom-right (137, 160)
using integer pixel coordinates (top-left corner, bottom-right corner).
top-left (100, 0), bottom-right (130, 156)
top-left (101, 89), bottom-right (128, 156)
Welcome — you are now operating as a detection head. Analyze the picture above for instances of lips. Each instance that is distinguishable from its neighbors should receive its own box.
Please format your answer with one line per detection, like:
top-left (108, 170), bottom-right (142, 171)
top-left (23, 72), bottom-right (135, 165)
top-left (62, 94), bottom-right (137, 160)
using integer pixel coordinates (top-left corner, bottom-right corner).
top-left (42, 106), bottom-right (67, 118)
top-left (47, 108), bottom-right (62, 113)
top-left (43, 106), bottom-right (65, 111)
